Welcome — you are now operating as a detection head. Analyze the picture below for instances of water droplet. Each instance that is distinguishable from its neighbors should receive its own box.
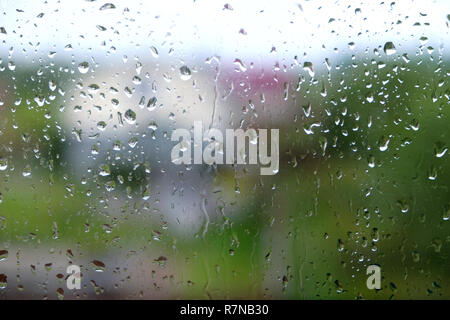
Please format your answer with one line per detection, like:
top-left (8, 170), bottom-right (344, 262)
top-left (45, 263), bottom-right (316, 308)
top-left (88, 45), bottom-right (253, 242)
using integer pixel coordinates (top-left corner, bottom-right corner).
top-left (378, 136), bottom-right (390, 152)
top-left (142, 185), bottom-right (150, 200)
top-left (419, 36), bottom-right (428, 45)
top-left (0, 158), bottom-right (8, 171)
top-left (154, 256), bottom-right (167, 267)
top-left (233, 59), bottom-right (247, 72)
top-left (99, 164), bottom-right (111, 176)
top-left (56, 288), bottom-right (64, 300)
top-left (0, 274), bottom-right (7, 289)
top-left (99, 3), bottom-right (116, 10)
top-left (22, 164), bottom-right (32, 177)
top-left (147, 97), bottom-right (157, 111)
top-left (303, 62), bottom-right (314, 77)
top-left (97, 121), bottom-right (107, 131)
top-left (368, 155), bottom-right (375, 168)
top-left (91, 260), bottom-right (106, 272)
top-left (124, 109), bottom-right (136, 124)
top-left (128, 137), bottom-right (138, 148)
top-left (397, 200), bottom-right (409, 213)
top-left (179, 65), bottom-right (191, 80)
top-left (0, 250), bottom-right (8, 262)
top-left (88, 83), bottom-right (100, 93)
top-left (383, 42), bottom-right (396, 55)
top-left (150, 46), bottom-right (158, 58)
top-left (78, 61), bottom-right (90, 74)
top-left (434, 142), bottom-right (448, 158)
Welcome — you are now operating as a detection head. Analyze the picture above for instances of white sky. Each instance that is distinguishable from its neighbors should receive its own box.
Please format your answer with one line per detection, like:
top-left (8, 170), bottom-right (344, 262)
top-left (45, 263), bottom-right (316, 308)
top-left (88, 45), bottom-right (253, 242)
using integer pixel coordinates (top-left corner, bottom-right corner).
top-left (0, 0), bottom-right (449, 64)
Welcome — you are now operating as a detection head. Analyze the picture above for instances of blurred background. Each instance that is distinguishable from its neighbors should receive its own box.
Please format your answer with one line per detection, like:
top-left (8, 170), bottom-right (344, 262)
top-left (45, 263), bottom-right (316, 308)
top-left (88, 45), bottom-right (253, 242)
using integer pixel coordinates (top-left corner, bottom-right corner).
top-left (0, 0), bottom-right (449, 299)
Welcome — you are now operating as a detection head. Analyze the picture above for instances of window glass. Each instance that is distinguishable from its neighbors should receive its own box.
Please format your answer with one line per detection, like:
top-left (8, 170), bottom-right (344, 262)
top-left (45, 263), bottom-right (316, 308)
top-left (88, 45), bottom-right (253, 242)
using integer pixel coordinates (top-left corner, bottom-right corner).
top-left (0, 0), bottom-right (448, 299)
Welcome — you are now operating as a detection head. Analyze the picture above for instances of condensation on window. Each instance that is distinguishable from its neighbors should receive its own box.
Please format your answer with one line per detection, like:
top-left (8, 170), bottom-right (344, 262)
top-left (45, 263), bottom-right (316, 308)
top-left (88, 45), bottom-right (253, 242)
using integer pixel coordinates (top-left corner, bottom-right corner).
top-left (0, 0), bottom-right (448, 299)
